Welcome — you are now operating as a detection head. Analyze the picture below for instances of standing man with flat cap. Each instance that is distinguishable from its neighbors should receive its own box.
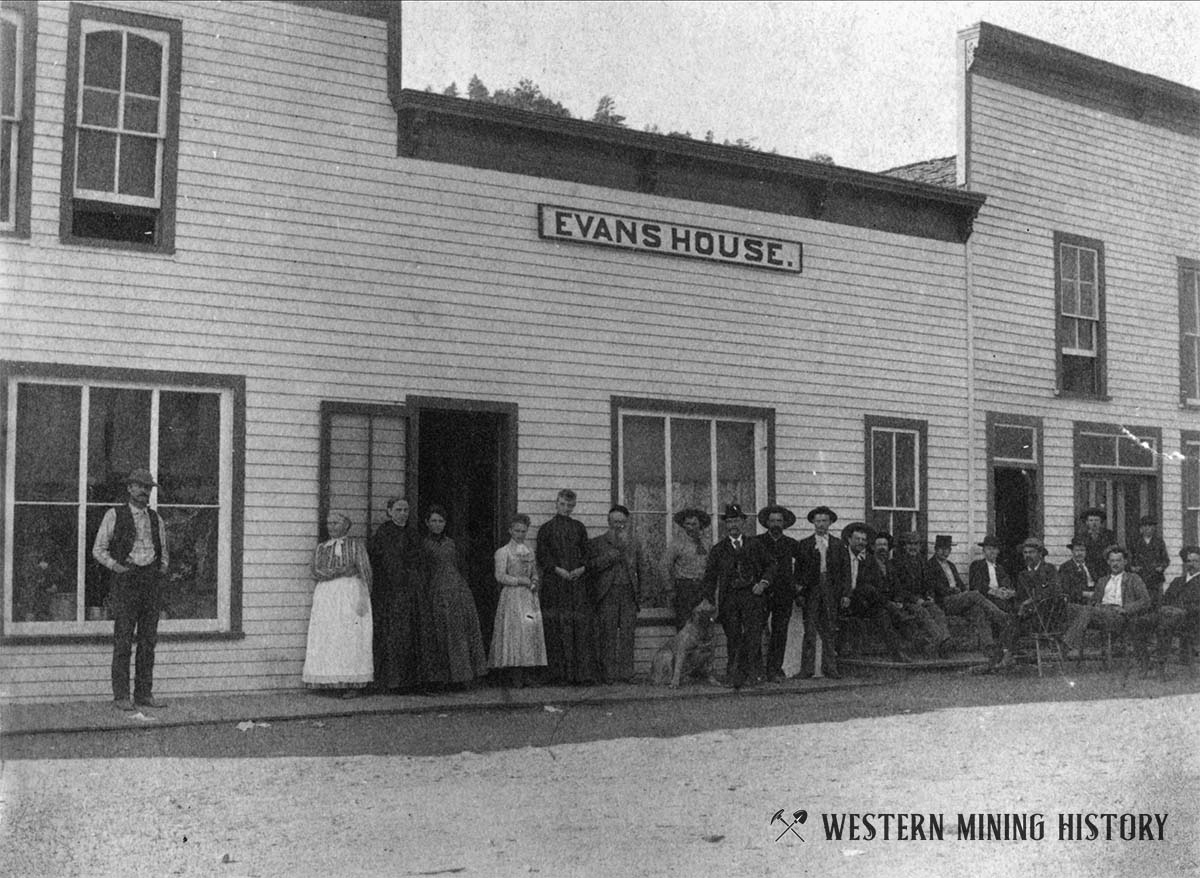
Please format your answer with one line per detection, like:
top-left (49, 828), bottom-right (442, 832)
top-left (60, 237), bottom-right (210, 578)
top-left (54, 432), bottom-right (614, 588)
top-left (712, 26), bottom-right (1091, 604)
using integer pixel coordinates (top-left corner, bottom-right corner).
top-left (701, 504), bottom-right (774, 689)
top-left (93, 468), bottom-right (170, 710)
top-left (795, 506), bottom-right (848, 678)
top-left (755, 504), bottom-right (800, 683)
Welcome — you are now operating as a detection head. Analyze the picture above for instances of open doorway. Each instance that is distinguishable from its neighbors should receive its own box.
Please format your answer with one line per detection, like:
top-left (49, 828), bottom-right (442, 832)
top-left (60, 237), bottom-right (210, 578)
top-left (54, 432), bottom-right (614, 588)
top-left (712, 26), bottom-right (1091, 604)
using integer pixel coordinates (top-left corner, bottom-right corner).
top-left (1078, 475), bottom-right (1158, 548)
top-left (993, 467), bottom-right (1038, 576)
top-left (407, 398), bottom-right (517, 646)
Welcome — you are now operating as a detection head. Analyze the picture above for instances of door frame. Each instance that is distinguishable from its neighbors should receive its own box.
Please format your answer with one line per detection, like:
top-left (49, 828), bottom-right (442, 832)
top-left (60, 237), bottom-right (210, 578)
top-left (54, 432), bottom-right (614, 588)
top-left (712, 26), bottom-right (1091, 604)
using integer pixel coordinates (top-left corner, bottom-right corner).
top-left (404, 395), bottom-right (518, 544)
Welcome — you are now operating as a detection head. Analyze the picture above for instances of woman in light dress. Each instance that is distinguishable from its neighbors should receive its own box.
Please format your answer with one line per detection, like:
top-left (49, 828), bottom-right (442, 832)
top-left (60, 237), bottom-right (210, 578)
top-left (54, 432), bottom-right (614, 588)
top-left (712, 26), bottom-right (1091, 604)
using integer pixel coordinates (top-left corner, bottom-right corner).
top-left (490, 513), bottom-right (548, 687)
top-left (302, 511), bottom-right (374, 697)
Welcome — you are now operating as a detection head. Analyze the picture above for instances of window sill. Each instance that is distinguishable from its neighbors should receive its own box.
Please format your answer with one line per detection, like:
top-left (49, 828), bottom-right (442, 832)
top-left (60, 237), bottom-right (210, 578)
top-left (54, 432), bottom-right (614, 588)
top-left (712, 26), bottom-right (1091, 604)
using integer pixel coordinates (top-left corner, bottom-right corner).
top-left (1, 629), bottom-right (244, 647)
top-left (1053, 390), bottom-right (1112, 402)
top-left (57, 234), bottom-right (175, 256)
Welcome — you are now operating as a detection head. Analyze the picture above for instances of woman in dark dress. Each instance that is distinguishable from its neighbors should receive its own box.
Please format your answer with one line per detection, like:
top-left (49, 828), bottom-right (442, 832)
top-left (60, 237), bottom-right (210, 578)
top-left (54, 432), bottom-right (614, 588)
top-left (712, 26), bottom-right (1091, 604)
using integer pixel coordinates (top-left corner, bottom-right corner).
top-left (368, 498), bottom-right (425, 691)
top-left (418, 505), bottom-right (488, 686)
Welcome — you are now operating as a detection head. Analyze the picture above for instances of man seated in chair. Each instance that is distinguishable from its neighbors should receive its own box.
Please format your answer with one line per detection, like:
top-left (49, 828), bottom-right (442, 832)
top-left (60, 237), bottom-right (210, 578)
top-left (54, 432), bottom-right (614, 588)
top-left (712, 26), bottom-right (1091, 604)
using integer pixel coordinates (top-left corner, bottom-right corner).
top-left (1062, 545), bottom-right (1156, 665)
top-left (993, 537), bottom-right (1066, 667)
top-left (1156, 546), bottom-right (1200, 671)
top-left (890, 532), bottom-right (952, 658)
top-left (927, 535), bottom-right (1012, 666)
top-left (969, 535), bottom-right (1016, 612)
top-left (840, 524), bottom-right (913, 663)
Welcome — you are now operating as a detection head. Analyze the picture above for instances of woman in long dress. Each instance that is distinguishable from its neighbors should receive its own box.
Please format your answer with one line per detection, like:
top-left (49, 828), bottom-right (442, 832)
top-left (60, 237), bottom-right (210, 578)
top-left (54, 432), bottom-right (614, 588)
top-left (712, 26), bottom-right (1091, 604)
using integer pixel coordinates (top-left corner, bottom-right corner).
top-left (368, 498), bottom-right (425, 692)
top-left (419, 505), bottom-right (488, 687)
top-left (303, 511), bottom-right (373, 697)
top-left (490, 513), bottom-right (548, 687)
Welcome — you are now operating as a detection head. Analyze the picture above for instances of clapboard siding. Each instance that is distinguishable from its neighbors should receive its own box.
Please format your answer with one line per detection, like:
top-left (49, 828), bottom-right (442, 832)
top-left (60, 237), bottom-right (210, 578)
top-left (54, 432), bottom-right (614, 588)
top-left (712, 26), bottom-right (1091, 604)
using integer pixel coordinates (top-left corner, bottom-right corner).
top-left (965, 50), bottom-right (1199, 564)
top-left (1, 1), bottom-right (973, 700)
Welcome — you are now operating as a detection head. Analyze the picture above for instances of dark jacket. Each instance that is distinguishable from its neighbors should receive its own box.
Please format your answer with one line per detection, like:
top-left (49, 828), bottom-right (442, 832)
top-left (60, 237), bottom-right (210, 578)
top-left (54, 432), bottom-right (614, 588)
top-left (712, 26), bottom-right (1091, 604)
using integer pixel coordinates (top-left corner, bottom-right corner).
top-left (925, 555), bottom-right (966, 607)
top-left (1056, 559), bottom-right (1094, 605)
top-left (755, 532), bottom-right (799, 600)
top-left (701, 536), bottom-right (774, 607)
top-left (1129, 535), bottom-right (1170, 594)
top-left (892, 552), bottom-right (932, 604)
top-left (848, 550), bottom-right (891, 614)
top-left (587, 531), bottom-right (646, 606)
top-left (1092, 572), bottom-right (1152, 616)
top-left (795, 533), bottom-right (850, 604)
top-left (1075, 528), bottom-right (1116, 584)
top-left (1015, 561), bottom-right (1060, 605)
top-left (968, 558), bottom-right (1012, 595)
top-left (1164, 573), bottom-right (1200, 612)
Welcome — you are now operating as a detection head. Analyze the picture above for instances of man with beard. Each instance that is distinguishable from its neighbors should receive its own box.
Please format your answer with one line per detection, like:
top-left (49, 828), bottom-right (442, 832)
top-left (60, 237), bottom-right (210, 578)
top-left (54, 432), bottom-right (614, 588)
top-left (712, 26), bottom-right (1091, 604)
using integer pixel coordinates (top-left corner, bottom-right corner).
top-left (841, 523), bottom-right (912, 663)
top-left (795, 506), bottom-right (848, 678)
top-left (755, 505), bottom-right (800, 682)
top-left (701, 504), bottom-right (773, 690)
top-left (588, 504), bottom-right (647, 684)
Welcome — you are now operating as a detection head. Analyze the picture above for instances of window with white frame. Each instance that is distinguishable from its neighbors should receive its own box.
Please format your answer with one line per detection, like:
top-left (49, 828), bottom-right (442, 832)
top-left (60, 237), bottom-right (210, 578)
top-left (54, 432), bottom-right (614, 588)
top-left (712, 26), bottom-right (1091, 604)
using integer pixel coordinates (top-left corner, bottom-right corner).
top-left (616, 401), bottom-right (769, 609)
top-left (60, 4), bottom-right (180, 251)
top-left (1, 1), bottom-right (34, 237)
top-left (318, 402), bottom-right (407, 542)
top-left (866, 415), bottom-right (926, 538)
top-left (4, 370), bottom-right (239, 635)
top-left (1185, 433), bottom-right (1200, 547)
top-left (1055, 232), bottom-right (1106, 397)
top-left (1180, 259), bottom-right (1200, 405)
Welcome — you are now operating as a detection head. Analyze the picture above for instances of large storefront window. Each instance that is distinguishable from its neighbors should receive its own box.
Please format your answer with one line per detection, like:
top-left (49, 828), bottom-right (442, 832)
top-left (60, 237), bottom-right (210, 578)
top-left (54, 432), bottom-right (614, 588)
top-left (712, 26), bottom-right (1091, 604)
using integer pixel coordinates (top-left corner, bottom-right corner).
top-left (614, 398), bottom-right (771, 609)
top-left (3, 366), bottom-right (241, 636)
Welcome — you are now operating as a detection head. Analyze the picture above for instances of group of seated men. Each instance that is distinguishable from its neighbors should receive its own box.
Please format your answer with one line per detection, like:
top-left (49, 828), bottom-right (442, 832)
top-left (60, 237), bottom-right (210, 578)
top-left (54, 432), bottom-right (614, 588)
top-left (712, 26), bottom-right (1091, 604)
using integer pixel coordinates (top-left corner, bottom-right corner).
top-left (676, 503), bottom-right (1200, 685)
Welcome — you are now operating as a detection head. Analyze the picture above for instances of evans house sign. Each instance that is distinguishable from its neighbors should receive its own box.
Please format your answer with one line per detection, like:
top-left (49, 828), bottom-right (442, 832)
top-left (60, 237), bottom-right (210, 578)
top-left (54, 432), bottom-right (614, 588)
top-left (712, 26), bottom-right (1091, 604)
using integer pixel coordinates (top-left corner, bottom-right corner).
top-left (538, 205), bottom-right (803, 273)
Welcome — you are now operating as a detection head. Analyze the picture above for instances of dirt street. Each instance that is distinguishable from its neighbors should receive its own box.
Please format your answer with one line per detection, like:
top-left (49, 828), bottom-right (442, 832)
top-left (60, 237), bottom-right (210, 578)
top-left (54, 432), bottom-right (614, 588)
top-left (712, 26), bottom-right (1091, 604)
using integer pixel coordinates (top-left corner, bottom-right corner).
top-left (2, 683), bottom-right (1198, 877)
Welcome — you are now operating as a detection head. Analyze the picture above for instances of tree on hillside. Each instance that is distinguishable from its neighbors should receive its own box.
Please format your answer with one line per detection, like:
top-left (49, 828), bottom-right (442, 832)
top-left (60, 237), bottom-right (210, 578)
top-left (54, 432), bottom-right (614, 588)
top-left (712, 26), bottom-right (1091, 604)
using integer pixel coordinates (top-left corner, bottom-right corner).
top-left (442, 82), bottom-right (459, 98)
top-left (489, 78), bottom-right (572, 118)
top-left (808, 152), bottom-right (835, 164)
top-left (592, 95), bottom-right (626, 127)
top-left (467, 74), bottom-right (489, 101)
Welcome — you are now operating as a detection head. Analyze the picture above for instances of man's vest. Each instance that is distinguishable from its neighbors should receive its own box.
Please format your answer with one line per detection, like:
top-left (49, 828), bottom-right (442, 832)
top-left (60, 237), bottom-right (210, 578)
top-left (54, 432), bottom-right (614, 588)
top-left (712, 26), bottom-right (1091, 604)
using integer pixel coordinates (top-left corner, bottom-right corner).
top-left (108, 505), bottom-right (163, 567)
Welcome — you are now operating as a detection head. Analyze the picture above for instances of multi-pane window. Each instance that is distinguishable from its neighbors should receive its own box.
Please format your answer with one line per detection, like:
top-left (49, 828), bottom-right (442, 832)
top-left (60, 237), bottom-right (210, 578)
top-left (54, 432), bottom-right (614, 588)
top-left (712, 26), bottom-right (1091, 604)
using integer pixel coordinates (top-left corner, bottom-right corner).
top-left (617, 402), bottom-right (769, 609)
top-left (1184, 433), bottom-right (1200, 547)
top-left (1180, 259), bottom-right (1200, 405)
top-left (866, 415), bottom-right (926, 538)
top-left (1055, 232), bottom-right (1106, 397)
top-left (318, 403), bottom-right (406, 541)
top-left (61, 4), bottom-right (180, 251)
top-left (4, 372), bottom-right (238, 635)
top-left (1, 1), bottom-right (34, 237)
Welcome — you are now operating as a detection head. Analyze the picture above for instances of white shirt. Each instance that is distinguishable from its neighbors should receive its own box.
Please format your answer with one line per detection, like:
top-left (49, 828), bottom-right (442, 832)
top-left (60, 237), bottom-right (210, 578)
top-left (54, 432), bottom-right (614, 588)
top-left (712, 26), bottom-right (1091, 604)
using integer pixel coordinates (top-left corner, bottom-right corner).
top-left (1102, 573), bottom-right (1124, 606)
top-left (849, 552), bottom-right (862, 591)
top-left (986, 561), bottom-right (999, 590)
top-left (815, 533), bottom-right (828, 573)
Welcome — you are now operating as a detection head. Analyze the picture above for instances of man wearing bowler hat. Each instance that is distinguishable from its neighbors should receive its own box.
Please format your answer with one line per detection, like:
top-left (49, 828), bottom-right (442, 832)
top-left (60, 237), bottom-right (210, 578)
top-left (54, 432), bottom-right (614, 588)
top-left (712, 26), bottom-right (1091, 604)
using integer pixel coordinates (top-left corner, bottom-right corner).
top-left (701, 504), bottom-right (774, 689)
top-left (1075, 507), bottom-right (1116, 585)
top-left (92, 468), bottom-right (170, 710)
top-left (755, 504), bottom-right (800, 682)
top-left (661, 508), bottom-right (712, 630)
top-left (794, 506), bottom-right (848, 678)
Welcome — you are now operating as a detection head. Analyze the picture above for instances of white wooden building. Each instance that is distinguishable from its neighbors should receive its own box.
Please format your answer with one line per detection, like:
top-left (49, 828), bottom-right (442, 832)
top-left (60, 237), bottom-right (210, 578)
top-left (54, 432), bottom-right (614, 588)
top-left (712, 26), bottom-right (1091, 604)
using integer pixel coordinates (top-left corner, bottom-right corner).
top-left (0, 3), bottom-right (1193, 700)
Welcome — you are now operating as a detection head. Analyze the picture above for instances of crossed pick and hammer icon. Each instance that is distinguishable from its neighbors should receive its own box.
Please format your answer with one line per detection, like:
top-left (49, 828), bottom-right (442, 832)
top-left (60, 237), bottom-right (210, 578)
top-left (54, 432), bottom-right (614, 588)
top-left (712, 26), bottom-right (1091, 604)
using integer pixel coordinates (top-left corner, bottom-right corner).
top-left (772, 809), bottom-right (808, 842)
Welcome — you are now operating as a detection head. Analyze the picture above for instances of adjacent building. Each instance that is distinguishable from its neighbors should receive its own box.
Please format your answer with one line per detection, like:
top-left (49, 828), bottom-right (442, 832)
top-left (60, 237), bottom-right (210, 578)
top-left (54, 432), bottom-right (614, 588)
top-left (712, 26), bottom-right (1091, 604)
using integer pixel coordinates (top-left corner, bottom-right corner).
top-left (0, 2), bottom-right (1194, 700)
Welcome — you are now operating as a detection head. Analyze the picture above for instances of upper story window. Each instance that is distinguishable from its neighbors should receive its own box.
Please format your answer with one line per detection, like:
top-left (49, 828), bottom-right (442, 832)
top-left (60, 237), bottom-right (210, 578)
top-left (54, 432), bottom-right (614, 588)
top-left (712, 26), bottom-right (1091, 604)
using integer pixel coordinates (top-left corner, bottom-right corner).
top-left (1, 1), bottom-right (35, 238)
top-left (1054, 232), bottom-right (1107, 398)
top-left (1180, 258), bottom-right (1200, 406)
top-left (60, 4), bottom-right (181, 253)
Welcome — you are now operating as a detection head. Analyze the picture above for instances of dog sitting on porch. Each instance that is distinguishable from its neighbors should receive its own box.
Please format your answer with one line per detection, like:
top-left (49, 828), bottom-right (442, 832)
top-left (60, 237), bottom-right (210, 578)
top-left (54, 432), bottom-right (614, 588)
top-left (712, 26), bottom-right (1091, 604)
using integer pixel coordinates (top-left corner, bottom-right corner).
top-left (650, 599), bottom-right (719, 688)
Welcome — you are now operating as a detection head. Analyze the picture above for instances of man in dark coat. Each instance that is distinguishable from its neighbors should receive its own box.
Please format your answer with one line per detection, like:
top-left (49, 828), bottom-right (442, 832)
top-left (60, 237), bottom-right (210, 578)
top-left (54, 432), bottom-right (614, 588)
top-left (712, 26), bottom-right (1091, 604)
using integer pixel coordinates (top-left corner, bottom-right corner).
top-left (701, 504), bottom-right (774, 689)
top-left (926, 535), bottom-right (1011, 663)
top-left (1129, 515), bottom-right (1170, 601)
top-left (1075, 507), bottom-right (1116, 585)
top-left (754, 504), bottom-right (800, 682)
top-left (1058, 537), bottom-right (1096, 605)
top-left (795, 506), bottom-right (848, 678)
top-left (892, 532), bottom-right (951, 657)
top-left (588, 504), bottom-right (647, 684)
top-left (535, 489), bottom-right (597, 684)
top-left (1156, 546), bottom-right (1200, 670)
top-left (841, 523), bottom-right (912, 663)
top-left (969, 535), bottom-right (1016, 611)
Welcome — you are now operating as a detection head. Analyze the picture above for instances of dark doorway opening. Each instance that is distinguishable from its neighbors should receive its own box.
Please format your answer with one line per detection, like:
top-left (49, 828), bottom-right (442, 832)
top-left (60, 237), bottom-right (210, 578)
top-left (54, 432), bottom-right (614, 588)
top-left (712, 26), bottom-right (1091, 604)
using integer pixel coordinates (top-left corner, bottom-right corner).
top-left (994, 467), bottom-right (1036, 576)
top-left (1078, 474), bottom-right (1158, 549)
top-left (409, 401), bottom-right (517, 647)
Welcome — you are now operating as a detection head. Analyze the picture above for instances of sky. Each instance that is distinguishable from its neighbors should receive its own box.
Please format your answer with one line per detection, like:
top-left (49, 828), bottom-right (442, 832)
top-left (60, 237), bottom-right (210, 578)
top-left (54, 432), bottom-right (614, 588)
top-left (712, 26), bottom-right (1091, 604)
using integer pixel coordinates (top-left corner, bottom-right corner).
top-left (399, 1), bottom-right (1200, 172)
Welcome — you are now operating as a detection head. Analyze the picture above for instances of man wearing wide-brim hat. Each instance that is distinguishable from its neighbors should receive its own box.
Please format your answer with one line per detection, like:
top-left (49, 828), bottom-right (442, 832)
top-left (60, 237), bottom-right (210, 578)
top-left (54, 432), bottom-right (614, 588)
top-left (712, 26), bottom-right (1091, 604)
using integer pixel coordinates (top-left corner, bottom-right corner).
top-left (794, 506), bottom-right (849, 677)
top-left (1129, 514), bottom-right (1169, 594)
top-left (662, 508), bottom-right (712, 630)
top-left (1076, 507), bottom-right (1115, 585)
top-left (92, 468), bottom-right (171, 711)
top-left (754, 505), bottom-right (800, 682)
top-left (700, 504), bottom-right (774, 689)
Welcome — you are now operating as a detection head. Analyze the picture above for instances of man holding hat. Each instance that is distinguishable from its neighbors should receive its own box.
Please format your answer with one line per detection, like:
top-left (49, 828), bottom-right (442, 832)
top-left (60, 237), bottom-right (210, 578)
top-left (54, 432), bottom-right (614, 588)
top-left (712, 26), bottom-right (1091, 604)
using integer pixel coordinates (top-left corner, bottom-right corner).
top-left (661, 508), bottom-right (712, 630)
top-left (701, 504), bottom-right (774, 689)
top-left (92, 468), bottom-right (171, 710)
top-left (795, 506), bottom-right (849, 678)
top-left (755, 504), bottom-right (800, 682)
top-left (1075, 508), bottom-right (1116, 585)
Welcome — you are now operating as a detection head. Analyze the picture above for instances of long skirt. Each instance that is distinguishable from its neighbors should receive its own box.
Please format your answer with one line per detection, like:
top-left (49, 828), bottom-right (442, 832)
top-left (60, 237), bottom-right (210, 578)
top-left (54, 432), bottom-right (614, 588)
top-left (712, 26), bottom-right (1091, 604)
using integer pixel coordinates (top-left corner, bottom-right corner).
top-left (490, 587), bottom-right (548, 668)
top-left (303, 575), bottom-right (374, 687)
